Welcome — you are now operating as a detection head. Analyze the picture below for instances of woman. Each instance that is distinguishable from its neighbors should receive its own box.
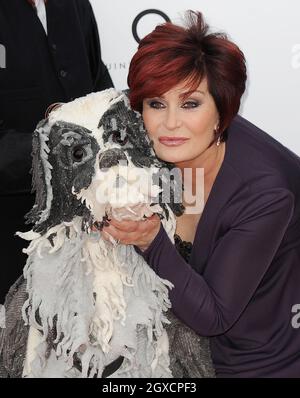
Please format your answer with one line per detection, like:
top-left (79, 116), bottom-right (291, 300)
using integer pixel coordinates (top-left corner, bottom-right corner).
top-left (101, 11), bottom-right (300, 377)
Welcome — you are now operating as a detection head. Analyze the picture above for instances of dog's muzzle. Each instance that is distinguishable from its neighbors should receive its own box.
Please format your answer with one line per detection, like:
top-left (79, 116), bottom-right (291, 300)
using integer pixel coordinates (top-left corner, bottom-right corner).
top-left (99, 149), bottom-right (128, 170)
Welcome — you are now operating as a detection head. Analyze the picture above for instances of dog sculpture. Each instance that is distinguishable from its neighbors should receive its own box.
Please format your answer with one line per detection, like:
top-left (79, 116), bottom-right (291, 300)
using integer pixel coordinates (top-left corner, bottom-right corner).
top-left (0, 89), bottom-right (215, 378)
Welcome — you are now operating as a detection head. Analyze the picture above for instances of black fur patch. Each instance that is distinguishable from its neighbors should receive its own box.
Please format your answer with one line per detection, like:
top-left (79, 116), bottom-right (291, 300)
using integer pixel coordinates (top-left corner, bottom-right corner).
top-left (27, 122), bottom-right (99, 233)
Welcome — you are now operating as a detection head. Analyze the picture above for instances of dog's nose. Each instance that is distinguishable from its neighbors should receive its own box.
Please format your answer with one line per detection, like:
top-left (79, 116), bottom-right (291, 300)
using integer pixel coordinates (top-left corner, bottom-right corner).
top-left (99, 149), bottom-right (128, 170)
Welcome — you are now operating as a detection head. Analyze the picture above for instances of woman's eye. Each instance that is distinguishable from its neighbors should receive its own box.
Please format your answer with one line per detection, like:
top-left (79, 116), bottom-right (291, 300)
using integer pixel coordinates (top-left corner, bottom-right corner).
top-left (148, 101), bottom-right (165, 109)
top-left (182, 101), bottom-right (200, 109)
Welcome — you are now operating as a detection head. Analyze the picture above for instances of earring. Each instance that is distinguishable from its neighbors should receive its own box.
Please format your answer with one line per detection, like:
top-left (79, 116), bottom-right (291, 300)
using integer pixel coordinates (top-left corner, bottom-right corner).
top-left (214, 126), bottom-right (221, 147)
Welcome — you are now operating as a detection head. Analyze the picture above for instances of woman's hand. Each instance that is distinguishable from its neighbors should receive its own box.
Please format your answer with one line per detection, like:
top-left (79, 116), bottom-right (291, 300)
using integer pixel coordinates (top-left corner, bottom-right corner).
top-left (99, 214), bottom-right (161, 251)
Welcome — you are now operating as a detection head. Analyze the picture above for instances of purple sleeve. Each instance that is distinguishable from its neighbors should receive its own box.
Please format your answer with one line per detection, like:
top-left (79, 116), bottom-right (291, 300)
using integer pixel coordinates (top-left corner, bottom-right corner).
top-left (135, 188), bottom-right (294, 336)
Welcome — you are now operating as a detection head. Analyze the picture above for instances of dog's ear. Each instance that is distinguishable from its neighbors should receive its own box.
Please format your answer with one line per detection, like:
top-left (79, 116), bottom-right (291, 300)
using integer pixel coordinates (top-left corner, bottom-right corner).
top-left (26, 104), bottom-right (65, 228)
top-left (25, 119), bottom-right (52, 227)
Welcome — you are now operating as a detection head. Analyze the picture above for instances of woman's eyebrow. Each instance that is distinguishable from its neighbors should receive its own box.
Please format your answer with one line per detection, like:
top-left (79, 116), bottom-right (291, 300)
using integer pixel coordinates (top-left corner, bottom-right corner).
top-left (146, 89), bottom-right (206, 100)
top-left (179, 90), bottom-right (205, 98)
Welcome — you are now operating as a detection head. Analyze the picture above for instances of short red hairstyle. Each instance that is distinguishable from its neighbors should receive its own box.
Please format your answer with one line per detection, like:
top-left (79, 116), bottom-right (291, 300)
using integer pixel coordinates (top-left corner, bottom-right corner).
top-left (128, 11), bottom-right (247, 137)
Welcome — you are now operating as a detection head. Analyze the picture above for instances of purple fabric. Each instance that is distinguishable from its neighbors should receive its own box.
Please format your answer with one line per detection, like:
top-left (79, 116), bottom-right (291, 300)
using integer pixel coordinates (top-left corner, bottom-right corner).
top-left (136, 115), bottom-right (300, 377)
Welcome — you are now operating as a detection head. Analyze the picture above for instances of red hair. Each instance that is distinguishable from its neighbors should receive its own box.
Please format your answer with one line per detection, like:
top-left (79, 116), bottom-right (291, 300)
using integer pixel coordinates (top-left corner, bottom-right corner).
top-left (128, 11), bottom-right (247, 137)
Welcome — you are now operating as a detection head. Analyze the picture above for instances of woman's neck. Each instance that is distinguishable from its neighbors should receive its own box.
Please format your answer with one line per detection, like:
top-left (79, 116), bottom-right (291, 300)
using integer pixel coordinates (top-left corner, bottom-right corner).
top-left (176, 142), bottom-right (226, 198)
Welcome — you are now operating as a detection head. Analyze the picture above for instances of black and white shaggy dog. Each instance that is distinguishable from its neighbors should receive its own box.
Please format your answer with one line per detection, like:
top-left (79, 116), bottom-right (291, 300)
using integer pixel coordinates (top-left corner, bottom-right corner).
top-left (0, 89), bottom-right (214, 378)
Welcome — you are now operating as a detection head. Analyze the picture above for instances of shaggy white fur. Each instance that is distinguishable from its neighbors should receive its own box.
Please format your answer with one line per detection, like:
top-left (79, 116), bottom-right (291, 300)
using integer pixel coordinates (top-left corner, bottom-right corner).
top-left (17, 89), bottom-right (177, 378)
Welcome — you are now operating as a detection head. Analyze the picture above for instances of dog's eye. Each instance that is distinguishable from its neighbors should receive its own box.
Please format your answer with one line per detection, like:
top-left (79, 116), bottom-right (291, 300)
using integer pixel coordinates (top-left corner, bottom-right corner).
top-left (72, 146), bottom-right (85, 162)
top-left (112, 130), bottom-right (128, 145)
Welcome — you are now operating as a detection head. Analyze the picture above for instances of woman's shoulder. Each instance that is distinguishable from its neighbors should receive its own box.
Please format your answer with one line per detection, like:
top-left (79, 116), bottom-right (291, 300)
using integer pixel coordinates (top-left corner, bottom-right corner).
top-left (224, 115), bottom-right (300, 193)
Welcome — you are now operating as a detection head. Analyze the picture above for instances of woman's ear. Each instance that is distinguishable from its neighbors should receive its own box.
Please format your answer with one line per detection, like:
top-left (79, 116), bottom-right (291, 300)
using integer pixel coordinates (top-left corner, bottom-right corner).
top-left (214, 119), bottom-right (220, 132)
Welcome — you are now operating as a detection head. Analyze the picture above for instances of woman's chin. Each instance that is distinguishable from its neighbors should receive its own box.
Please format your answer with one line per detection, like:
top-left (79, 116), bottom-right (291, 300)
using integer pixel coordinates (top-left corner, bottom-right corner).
top-left (153, 145), bottom-right (195, 165)
top-left (157, 153), bottom-right (189, 165)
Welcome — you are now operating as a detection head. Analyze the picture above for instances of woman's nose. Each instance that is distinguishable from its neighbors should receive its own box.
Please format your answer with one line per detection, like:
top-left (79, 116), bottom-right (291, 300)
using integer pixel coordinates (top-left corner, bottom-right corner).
top-left (163, 108), bottom-right (182, 130)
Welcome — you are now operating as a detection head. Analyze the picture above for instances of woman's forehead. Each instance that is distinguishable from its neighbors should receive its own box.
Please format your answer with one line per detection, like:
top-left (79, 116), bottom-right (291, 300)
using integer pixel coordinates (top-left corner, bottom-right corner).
top-left (149, 78), bottom-right (208, 99)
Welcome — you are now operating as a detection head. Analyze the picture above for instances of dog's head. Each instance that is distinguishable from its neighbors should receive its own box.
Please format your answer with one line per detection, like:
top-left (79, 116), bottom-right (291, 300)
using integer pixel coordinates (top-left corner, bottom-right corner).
top-left (26, 89), bottom-right (184, 234)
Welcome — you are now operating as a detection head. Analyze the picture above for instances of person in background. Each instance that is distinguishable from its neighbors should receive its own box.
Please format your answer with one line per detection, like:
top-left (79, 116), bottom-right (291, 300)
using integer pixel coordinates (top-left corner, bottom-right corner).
top-left (99, 11), bottom-right (300, 377)
top-left (0, 0), bottom-right (113, 302)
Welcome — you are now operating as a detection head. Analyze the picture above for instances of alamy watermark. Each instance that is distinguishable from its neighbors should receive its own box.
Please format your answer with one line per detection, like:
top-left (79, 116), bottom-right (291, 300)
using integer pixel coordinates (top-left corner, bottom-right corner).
top-left (291, 304), bottom-right (300, 329)
top-left (94, 161), bottom-right (205, 215)
top-left (0, 44), bottom-right (6, 69)
top-left (291, 44), bottom-right (300, 69)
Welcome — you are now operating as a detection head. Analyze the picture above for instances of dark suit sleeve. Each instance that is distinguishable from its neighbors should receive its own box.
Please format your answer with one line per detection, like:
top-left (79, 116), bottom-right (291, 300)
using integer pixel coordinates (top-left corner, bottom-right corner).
top-left (136, 188), bottom-right (294, 336)
top-left (0, 129), bottom-right (32, 196)
top-left (83, 0), bottom-right (114, 90)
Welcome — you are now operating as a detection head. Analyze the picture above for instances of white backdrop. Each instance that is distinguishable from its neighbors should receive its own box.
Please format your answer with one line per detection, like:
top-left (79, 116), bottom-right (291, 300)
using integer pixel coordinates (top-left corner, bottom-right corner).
top-left (90, 0), bottom-right (300, 155)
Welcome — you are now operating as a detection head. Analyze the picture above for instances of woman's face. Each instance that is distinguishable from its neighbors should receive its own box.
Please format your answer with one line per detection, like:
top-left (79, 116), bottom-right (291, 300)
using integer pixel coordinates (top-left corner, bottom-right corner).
top-left (142, 78), bottom-right (219, 165)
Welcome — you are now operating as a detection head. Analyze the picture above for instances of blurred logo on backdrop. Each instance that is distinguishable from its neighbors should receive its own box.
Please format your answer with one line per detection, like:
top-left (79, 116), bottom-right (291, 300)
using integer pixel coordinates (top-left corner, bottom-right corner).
top-left (132, 9), bottom-right (171, 43)
top-left (0, 44), bottom-right (6, 69)
top-left (106, 9), bottom-right (171, 88)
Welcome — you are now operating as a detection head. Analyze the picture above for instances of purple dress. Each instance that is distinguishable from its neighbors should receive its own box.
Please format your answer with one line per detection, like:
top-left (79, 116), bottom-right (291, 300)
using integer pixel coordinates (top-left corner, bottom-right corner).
top-left (136, 115), bottom-right (300, 378)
